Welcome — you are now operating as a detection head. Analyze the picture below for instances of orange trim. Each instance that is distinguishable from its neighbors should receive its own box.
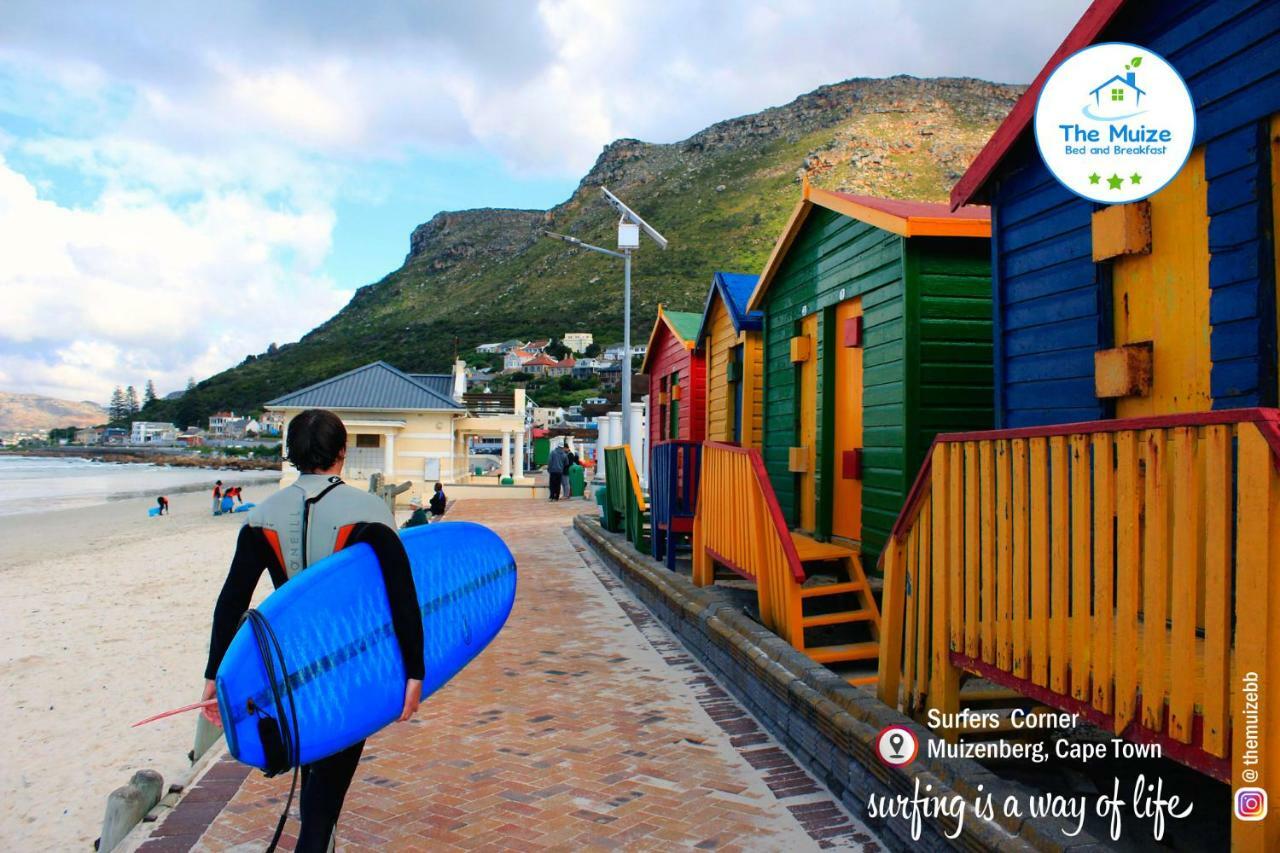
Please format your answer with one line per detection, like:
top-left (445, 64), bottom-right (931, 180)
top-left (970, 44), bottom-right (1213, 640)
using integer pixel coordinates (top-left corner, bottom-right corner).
top-left (333, 523), bottom-right (357, 553)
top-left (746, 199), bottom-right (811, 311)
top-left (747, 189), bottom-right (990, 311)
top-left (261, 528), bottom-right (286, 573)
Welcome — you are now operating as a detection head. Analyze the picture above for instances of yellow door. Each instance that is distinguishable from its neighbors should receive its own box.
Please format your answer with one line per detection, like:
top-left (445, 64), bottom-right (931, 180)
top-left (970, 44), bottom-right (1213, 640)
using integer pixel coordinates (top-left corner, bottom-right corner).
top-left (799, 313), bottom-right (818, 531)
top-left (1112, 147), bottom-right (1211, 417)
top-left (832, 299), bottom-right (863, 541)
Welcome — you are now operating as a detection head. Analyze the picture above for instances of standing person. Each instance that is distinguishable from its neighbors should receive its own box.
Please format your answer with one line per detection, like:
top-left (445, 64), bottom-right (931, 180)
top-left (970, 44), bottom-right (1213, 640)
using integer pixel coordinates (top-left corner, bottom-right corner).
top-left (212, 480), bottom-right (223, 515)
top-left (199, 409), bottom-right (425, 851)
top-left (546, 441), bottom-right (569, 501)
top-left (156, 496), bottom-right (169, 516)
top-left (428, 482), bottom-right (447, 519)
top-left (564, 445), bottom-right (582, 499)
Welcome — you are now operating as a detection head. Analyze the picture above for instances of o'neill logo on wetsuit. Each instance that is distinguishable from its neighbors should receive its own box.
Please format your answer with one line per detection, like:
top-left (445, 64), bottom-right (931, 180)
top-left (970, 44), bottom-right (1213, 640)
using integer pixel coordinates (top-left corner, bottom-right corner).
top-left (1033, 43), bottom-right (1194, 204)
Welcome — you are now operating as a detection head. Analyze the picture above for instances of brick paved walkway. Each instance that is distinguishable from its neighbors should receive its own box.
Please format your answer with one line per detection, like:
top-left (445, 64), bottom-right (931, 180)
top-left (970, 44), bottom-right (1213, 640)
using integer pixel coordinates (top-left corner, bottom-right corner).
top-left (154, 499), bottom-right (880, 851)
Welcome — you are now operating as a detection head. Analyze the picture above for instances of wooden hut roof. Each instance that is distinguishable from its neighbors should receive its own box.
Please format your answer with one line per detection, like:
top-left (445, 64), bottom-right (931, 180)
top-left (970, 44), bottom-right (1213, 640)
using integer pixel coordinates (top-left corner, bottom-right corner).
top-left (695, 271), bottom-right (763, 348)
top-left (747, 184), bottom-right (991, 311)
top-left (639, 305), bottom-right (702, 374)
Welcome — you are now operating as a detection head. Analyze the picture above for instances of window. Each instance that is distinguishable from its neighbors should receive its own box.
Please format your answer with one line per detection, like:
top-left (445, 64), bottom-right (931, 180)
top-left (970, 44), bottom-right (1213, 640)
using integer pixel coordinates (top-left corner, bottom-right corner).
top-left (355, 433), bottom-right (381, 448)
top-left (1111, 87), bottom-right (1125, 102)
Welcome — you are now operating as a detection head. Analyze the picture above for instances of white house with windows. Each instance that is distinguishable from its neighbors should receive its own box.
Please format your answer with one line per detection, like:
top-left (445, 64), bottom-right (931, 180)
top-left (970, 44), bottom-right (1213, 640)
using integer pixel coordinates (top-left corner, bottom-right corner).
top-left (130, 421), bottom-right (177, 445)
top-left (265, 361), bottom-right (536, 502)
top-left (562, 332), bottom-right (594, 353)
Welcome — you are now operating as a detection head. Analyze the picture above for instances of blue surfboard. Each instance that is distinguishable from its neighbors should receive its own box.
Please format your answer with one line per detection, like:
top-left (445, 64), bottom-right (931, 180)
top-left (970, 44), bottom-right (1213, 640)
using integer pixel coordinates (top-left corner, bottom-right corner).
top-left (215, 521), bottom-right (516, 769)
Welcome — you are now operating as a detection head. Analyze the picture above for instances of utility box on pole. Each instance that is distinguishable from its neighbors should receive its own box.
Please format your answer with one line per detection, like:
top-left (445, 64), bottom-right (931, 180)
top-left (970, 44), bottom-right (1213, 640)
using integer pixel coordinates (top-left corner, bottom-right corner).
top-left (617, 222), bottom-right (640, 250)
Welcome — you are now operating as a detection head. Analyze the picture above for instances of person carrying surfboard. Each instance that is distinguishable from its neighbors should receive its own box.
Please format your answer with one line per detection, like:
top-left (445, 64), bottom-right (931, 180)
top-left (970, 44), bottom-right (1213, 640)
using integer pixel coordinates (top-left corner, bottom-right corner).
top-left (199, 408), bottom-right (426, 852)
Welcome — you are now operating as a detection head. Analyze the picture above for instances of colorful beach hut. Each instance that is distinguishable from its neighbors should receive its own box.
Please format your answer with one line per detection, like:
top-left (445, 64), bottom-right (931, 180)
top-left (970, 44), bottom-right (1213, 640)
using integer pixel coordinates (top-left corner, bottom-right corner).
top-left (695, 272), bottom-right (764, 447)
top-left (639, 305), bottom-right (706, 446)
top-left (746, 184), bottom-right (993, 566)
top-left (876, 2), bottom-right (1280, 844)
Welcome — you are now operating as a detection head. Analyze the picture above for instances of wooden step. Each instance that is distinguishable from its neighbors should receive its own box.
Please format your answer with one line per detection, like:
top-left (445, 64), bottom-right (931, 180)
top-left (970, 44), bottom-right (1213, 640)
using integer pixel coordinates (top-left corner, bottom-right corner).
top-left (791, 533), bottom-right (859, 563)
top-left (799, 581), bottom-right (865, 598)
top-left (801, 609), bottom-right (874, 628)
top-left (804, 642), bottom-right (880, 664)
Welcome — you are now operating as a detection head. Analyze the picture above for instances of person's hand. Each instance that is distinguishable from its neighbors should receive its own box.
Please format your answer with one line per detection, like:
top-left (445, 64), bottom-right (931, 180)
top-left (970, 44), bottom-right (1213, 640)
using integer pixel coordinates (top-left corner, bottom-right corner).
top-left (399, 678), bottom-right (423, 721)
top-left (200, 679), bottom-right (222, 727)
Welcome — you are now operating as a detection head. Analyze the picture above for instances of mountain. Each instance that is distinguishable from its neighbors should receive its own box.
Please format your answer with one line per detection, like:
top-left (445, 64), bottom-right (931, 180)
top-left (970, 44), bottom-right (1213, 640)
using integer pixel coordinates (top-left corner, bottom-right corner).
top-left (145, 75), bottom-right (1022, 424)
top-left (0, 391), bottom-right (105, 432)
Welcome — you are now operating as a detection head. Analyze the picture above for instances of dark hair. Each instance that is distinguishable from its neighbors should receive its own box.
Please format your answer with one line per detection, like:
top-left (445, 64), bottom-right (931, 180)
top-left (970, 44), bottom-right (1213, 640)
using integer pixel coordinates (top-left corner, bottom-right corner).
top-left (287, 409), bottom-right (348, 472)
top-left (433, 482), bottom-right (443, 491)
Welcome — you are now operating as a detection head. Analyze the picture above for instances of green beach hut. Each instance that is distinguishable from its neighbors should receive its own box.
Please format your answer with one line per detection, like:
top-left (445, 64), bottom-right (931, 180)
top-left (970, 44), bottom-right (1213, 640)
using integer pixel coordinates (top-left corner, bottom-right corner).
top-left (745, 183), bottom-right (993, 566)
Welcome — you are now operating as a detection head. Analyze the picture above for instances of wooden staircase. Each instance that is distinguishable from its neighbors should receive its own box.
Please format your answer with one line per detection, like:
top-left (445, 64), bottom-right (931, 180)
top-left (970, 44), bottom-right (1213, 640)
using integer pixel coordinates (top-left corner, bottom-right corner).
top-left (791, 534), bottom-right (880, 685)
top-left (693, 442), bottom-right (882, 687)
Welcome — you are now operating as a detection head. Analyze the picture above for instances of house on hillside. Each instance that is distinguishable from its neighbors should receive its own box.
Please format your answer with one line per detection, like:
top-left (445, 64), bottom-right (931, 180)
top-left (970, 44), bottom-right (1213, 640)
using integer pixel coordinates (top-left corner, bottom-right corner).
top-left (520, 353), bottom-right (560, 376)
top-left (640, 305), bottom-right (706, 446)
top-left (503, 348), bottom-right (537, 371)
top-left (563, 332), bottom-right (594, 353)
top-left (546, 356), bottom-right (576, 377)
top-left (130, 421), bottom-right (177, 445)
top-left (265, 360), bottom-right (535, 501)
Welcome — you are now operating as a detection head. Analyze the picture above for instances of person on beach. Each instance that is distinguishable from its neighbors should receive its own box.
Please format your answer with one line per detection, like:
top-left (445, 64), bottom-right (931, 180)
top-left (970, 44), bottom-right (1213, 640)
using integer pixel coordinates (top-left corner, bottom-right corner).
top-left (199, 409), bottom-right (425, 851)
top-left (547, 441), bottom-right (569, 501)
top-left (156, 496), bottom-right (169, 515)
top-left (402, 495), bottom-right (430, 529)
top-left (428, 482), bottom-right (447, 519)
top-left (211, 480), bottom-right (223, 515)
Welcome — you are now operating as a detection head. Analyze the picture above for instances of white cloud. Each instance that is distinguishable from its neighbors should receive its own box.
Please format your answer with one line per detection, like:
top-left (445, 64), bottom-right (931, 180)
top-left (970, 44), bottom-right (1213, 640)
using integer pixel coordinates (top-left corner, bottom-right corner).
top-left (0, 0), bottom-right (1093, 402)
top-left (0, 156), bottom-right (348, 402)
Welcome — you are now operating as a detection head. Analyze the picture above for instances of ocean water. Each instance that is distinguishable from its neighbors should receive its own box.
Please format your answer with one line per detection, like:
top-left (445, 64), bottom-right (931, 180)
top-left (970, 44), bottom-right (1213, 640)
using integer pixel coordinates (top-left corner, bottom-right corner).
top-left (0, 455), bottom-right (281, 517)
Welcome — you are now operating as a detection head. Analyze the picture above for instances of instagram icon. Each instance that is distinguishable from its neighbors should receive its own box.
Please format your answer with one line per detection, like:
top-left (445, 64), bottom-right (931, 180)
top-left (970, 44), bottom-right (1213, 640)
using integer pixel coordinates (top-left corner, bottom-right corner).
top-left (1235, 788), bottom-right (1268, 821)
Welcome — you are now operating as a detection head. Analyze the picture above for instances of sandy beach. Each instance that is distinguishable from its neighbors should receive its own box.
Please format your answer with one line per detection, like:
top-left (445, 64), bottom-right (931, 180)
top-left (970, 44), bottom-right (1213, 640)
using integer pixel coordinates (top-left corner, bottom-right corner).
top-left (0, 483), bottom-right (287, 849)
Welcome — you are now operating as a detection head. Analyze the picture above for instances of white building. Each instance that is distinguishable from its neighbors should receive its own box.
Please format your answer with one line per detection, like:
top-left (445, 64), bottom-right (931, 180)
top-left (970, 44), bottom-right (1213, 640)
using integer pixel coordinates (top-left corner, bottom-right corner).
top-left (208, 411), bottom-right (237, 434)
top-left (131, 421), bottom-right (177, 445)
top-left (531, 406), bottom-right (566, 428)
top-left (562, 332), bottom-right (594, 353)
top-left (603, 343), bottom-right (647, 361)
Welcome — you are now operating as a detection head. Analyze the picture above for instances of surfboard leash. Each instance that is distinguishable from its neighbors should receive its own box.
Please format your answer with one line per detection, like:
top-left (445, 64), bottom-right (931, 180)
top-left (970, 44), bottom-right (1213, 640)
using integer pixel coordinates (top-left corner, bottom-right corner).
top-left (240, 608), bottom-right (302, 853)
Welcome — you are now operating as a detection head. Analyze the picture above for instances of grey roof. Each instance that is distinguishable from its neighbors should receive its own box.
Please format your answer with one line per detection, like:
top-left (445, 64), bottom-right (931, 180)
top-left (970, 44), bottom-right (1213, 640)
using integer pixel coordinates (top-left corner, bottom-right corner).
top-left (408, 373), bottom-right (454, 399)
top-left (267, 362), bottom-right (461, 410)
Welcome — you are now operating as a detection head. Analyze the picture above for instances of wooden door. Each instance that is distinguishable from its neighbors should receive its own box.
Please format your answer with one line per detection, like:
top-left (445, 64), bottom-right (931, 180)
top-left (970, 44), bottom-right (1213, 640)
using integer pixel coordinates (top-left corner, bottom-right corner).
top-left (831, 298), bottom-right (863, 541)
top-left (1113, 148), bottom-right (1211, 417)
top-left (799, 314), bottom-right (818, 531)
top-left (731, 344), bottom-right (744, 444)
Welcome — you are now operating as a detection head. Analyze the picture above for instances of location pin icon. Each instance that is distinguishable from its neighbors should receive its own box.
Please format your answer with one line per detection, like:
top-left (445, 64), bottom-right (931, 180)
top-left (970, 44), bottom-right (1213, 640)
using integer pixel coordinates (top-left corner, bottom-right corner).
top-left (888, 732), bottom-right (905, 757)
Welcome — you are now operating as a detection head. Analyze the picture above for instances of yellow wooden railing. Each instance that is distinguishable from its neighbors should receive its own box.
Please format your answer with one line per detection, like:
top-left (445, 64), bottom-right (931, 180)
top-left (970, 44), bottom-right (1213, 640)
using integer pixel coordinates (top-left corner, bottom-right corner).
top-left (877, 409), bottom-right (1280, 836)
top-left (693, 442), bottom-right (807, 646)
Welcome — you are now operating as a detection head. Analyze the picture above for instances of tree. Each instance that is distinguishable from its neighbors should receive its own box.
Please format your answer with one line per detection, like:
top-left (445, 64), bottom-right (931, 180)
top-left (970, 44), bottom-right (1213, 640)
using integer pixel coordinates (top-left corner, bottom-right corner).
top-left (583, 342), bottom-right (602, 358)
top-left (186, 377), bottom-right (196, 393)
top-left (109, 387), bottom-right (126, 423)
top-left (125, 385), bottom-right (140, 416)
top-left (144, 380), bottom-right (158, 406)
top-left (545, 338), bottom-right (570, 360)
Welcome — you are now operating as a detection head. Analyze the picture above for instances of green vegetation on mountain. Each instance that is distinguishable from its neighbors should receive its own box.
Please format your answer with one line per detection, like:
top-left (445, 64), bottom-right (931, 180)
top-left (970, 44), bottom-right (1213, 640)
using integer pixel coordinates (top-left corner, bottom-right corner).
top-left (142, 75), bottom-right (1020, 426)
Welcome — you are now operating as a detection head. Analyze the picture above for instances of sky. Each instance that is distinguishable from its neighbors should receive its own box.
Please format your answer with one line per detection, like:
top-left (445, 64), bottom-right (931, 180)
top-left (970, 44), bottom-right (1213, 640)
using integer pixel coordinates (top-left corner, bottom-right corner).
top-left (0, 0), bottom-right (1091, 404)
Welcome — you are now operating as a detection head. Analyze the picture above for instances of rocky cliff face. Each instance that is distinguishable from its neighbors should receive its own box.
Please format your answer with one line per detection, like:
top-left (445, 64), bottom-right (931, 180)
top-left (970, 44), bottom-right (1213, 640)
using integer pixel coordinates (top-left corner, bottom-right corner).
top-left (152, 75), bottom-right (1022, 419)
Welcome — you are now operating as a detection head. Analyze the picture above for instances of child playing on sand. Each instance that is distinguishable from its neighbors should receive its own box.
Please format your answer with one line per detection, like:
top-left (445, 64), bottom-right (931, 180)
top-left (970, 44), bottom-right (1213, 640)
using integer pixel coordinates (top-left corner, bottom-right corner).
top-left (156, 496), bottom-right (169, 516)
top-left (212, 481), bottom-right (223, 515)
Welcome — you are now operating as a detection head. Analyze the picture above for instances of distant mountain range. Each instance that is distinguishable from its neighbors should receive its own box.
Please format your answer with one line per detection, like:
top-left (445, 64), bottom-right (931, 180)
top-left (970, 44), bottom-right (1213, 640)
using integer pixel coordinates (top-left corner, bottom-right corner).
top-left (0, 391), bottom-right (105, 433)
top-left (141, 74), bottom-right (1022, 426)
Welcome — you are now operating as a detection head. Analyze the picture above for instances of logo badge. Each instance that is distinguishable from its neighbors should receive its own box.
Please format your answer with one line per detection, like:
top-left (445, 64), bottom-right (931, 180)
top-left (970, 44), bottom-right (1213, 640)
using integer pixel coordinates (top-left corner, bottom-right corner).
top-left (875, 725), bottom-right (919, 767)
top-left (1235, 787), bottom-right (1268, 821)
top-left (1034, 42), bottom-right (1194, 204)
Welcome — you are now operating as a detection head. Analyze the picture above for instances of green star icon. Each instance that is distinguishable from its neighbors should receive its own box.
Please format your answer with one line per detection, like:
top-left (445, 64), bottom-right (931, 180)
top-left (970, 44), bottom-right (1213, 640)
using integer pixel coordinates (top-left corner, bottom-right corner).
top-left (1130, 172), bottom-right (1142, 185)
top-left (1088, 172), bottom-right (1101, 185)
top-left (1107, 173), bottom-right (1124, 190)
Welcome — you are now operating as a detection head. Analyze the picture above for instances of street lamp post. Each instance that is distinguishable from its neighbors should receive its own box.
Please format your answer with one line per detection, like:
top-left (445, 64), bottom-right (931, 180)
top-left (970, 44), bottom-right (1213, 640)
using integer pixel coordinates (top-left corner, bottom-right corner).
top-left (542, 187), bottom-right (667, 448)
